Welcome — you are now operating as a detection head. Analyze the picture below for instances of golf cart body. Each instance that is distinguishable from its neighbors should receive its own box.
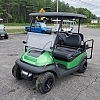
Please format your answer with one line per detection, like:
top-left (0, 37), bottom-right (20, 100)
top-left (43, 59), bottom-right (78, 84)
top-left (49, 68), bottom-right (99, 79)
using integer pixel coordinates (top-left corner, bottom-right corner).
top-left (62, 20), bottom-right (74, 33)
top-left (12, 12), bottom-right (94, 93)
top-left (25, 21), bottom-right (52, 34)
top-left (52, 19), bottom-right (74, 33)
top-left (0, 18), bottom-right (8, 39)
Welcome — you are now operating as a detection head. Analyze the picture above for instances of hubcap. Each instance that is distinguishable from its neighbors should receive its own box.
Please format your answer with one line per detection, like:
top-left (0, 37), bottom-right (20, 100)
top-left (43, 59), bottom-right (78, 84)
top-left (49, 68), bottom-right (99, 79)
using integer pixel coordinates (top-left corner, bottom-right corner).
top-left (83, 64), bottom-right (87, 71)
top-left (45, 78), bottom-right (53, 90)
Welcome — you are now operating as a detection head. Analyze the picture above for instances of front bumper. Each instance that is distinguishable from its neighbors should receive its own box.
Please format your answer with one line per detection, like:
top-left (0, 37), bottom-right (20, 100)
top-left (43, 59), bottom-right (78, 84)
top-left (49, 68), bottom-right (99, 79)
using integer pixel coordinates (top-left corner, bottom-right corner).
top-left (16, 59), bottom-right (56, 74)
top-left (0, 31), bottom-right (6, 37)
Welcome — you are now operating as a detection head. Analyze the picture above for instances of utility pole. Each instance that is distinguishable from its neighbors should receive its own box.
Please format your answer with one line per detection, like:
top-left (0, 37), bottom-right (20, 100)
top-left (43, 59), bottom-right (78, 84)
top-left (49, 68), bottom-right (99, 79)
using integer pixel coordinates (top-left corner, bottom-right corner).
top-left (57, 0), bottom-right (58, 23)
top-left (57, 0), bottom-right (58, 12)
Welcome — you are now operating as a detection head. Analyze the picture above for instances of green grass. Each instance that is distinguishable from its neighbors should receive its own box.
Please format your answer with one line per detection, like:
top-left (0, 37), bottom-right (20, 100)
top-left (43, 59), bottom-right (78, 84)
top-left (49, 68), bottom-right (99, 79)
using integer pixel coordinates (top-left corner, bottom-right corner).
top-left (6, 29), bottom-right (25, 34)
top-left (4, 23), bottom-right (29, 26)
top-left (4, 23), bottom-right (27, 34)
top-left (4, 22), bottom-right (54, 26)
top-left (4, 23), bottom-right (54, 26)
top-left (87, 24), bottom-right (100, 28)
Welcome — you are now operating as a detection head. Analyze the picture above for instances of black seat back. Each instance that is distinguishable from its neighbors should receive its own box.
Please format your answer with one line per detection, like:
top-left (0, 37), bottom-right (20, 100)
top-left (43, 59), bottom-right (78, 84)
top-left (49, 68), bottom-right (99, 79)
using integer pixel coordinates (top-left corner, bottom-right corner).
top-left (55, 33), bottom-right (82, 49)
top-left (64, 34), bottom-right (81, 48)
top-left (73, 33), bottom-right (84, 41)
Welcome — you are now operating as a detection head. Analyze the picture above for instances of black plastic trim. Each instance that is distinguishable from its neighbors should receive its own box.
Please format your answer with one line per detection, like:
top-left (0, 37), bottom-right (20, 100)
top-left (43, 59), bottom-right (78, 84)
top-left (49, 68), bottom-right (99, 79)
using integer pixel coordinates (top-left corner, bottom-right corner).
top-left (16, 59), bottom-right (56, 74)
top-left (16, 55), bottom-right (87, 78)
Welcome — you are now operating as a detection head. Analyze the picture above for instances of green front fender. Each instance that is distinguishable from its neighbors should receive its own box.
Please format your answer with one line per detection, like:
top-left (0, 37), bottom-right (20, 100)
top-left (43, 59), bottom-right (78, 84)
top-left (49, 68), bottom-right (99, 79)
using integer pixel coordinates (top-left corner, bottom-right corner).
top-left (20, 51), bottom-right (54, 66)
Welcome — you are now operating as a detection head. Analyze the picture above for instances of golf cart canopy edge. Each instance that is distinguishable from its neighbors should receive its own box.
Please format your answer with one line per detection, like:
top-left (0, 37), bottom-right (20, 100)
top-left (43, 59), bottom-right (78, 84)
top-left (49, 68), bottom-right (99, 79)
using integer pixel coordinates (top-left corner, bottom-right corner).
top-left (29, 12), bottom-right (87, 19)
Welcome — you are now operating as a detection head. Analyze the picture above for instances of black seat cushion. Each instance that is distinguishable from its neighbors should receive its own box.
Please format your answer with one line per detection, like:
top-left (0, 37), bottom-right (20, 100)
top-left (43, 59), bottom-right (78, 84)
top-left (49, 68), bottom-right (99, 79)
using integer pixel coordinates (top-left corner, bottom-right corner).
top-left (53, 47), bottom-right (80, 61)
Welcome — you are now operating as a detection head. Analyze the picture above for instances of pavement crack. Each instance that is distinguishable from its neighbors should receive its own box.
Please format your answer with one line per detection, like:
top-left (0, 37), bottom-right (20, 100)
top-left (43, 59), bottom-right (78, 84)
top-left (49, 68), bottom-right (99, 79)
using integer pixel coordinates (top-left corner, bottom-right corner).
top-left (72, 74), bottom-right (88, 77)
top-left (74, 77), bottom-right (98, 100)
top-left (3, 89), bottom-right (16, 95)
top-left (7, 54), bottom-right (19, 56)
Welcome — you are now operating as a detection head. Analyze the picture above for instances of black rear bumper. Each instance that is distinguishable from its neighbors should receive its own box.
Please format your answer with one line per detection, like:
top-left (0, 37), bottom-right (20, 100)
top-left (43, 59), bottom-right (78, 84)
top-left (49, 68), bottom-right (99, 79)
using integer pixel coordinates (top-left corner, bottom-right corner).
top-left (16, 59), bottom-right (56, 74)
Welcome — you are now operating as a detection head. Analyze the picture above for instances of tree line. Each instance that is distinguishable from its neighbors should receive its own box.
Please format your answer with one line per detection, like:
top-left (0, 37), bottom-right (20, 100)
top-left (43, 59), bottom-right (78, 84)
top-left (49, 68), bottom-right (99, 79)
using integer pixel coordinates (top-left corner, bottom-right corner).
top-left (0, 0), bottom-right (97, 23)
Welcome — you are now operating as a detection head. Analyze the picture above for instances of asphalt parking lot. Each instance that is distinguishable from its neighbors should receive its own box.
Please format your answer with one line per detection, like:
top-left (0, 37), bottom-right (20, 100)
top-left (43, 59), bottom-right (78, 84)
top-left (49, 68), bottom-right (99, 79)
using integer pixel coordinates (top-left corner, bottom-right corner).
top-left (0, 27), bottom-right (100, 100)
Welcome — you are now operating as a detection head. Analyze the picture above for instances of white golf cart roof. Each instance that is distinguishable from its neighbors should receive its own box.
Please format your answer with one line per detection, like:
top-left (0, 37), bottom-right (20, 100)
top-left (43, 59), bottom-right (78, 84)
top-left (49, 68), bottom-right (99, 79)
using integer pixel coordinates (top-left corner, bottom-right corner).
top-left (52, 19), bottom-right (74, 22)
top-left (0, 18), bottom-right (3, 21)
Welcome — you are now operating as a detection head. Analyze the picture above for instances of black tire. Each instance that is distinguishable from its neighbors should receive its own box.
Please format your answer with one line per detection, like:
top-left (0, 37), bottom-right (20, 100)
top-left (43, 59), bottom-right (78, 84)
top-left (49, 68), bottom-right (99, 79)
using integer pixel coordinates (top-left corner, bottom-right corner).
top-left (4, 34), bottom-right (8, 39)
top-left (12, 64), bottom-right (22, 79)
top-left (42, 31), bottom-right (45, 34)
top-left (36, 72), bottom-right (55, 93)
top-left (27, 29), bottom-right (29, 32)
top-left (77, 59), bottom-right (87, 73)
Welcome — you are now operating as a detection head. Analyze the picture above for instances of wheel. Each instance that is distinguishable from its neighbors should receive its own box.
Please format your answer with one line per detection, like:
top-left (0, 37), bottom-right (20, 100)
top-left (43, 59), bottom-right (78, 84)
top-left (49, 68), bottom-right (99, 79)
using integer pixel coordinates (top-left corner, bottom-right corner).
top-left (54, 31), bottom-right (57, 34)
top-left (77, 59), bottom-right (87, 73)
top-left (12, 64), bottom-right (22, 79)
top-left (27, 29), bottom-right (29, 32)
top-left (4, 34), bottom-right (8, 39)
top-left (36, 72), bottom-right (55, 93)
top-left (42, 31), bottom-right (45, 34)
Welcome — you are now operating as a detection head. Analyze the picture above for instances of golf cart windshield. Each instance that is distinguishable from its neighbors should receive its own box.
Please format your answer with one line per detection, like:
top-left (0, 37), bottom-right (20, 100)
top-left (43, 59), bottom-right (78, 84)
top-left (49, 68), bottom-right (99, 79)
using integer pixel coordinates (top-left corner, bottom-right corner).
top-left (0, 25), bottom-right (4, 32)
top-left (40, 23), bottom-right (46, 27)
top-left (34, 22), bottom-right (46, 27)
top-left (0, 18), bottom-right (4, 32)
top-left (25, 32), bottom-right (56, 50)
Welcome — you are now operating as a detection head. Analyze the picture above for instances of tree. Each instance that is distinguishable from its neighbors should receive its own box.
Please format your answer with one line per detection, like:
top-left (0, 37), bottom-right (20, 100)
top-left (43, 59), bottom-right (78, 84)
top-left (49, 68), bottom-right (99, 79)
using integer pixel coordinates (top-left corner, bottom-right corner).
top-left (0, 0), bottom-right (97, 23)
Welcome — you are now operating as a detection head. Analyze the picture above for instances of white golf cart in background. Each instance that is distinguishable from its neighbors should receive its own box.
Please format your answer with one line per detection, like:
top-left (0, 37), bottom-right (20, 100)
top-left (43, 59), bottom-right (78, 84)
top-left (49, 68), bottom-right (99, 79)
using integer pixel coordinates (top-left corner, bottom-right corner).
top-left (62, 20), bottom-right (75, 33)
top-left (0, 18), bottom-right (8, 39)
top-left (52, 19), bottom-right (75, 33)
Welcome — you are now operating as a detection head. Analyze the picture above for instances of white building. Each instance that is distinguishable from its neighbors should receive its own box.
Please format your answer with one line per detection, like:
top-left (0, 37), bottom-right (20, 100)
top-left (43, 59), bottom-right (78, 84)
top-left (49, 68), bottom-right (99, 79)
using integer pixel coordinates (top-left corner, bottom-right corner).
top-left (91, 19), bottom-right (99, 24)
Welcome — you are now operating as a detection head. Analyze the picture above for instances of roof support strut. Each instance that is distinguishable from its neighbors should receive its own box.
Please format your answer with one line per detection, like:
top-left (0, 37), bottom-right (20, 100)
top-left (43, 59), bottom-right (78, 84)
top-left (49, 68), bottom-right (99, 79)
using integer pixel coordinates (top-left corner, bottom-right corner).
top-left (78, 18), bottom-right (81, 33)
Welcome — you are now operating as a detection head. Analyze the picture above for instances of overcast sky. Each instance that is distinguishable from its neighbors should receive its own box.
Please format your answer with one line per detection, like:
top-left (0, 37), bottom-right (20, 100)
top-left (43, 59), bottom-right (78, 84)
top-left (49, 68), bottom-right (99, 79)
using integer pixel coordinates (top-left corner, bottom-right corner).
top-left (60, 0), bottom-right (100, 17)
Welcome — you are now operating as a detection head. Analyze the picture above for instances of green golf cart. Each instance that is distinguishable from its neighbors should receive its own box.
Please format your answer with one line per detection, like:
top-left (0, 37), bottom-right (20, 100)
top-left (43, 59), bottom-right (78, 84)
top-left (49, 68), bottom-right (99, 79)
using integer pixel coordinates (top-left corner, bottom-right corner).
top-left (12, 12), bottom-right (94, 93)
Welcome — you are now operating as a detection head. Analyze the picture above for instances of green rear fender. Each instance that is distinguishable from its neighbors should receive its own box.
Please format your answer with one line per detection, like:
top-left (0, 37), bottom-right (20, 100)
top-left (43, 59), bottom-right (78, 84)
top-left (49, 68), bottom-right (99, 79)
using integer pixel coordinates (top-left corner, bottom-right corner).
top-left (56, 52), bottom-right (87, 69)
